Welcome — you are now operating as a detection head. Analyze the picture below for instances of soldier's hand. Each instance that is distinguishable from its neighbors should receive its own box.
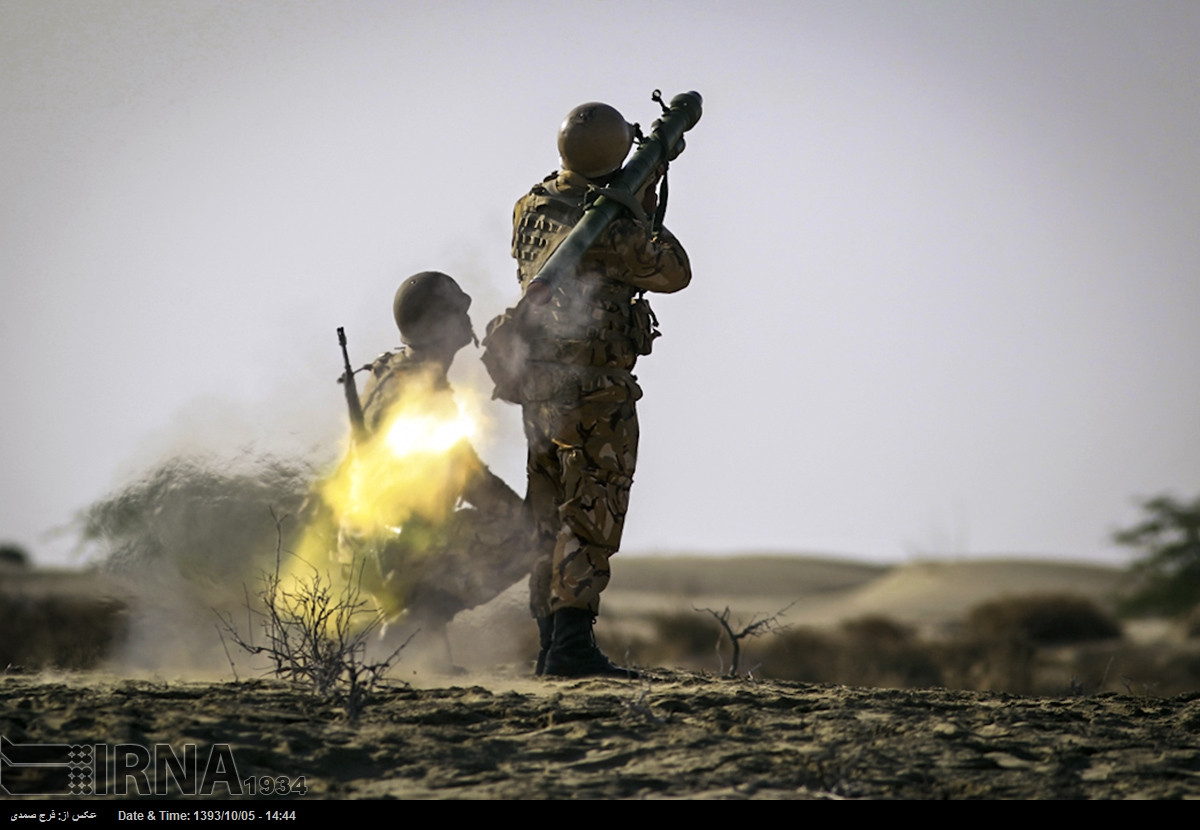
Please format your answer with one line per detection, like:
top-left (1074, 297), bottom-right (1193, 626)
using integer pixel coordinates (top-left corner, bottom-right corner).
top-left (524, 279), bottom-right (552, 306)
top-left (640, 183), bottom-right (658, 216)
top-left (637, 164), bottom-right (666, 216)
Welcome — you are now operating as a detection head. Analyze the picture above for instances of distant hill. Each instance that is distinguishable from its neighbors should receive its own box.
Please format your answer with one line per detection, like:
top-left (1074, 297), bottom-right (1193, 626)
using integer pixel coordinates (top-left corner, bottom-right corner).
top-left (605, 553), bottom-right (1126, 631)
top-left (614, 553), bottom-right (886, 597)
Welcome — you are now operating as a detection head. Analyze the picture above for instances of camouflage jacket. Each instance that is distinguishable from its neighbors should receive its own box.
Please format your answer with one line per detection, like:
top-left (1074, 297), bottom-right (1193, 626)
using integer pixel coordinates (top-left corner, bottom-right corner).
top-left (359, 348), bottom-right (519, 515)
top-left (485, 170), bottom-right (691, 403)
top-left (512, 170), bottom-right (692, 297)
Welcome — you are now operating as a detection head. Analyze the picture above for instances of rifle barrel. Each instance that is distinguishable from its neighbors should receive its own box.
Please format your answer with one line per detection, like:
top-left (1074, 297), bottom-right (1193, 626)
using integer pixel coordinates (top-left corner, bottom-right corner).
top-left (337, 326), bottom-right (367, 441)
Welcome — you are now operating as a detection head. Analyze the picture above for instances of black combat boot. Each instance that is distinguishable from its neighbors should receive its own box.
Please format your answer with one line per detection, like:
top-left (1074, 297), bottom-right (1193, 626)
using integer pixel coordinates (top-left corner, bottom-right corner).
top-left (534, 615), bottom-right (554, 676)
top-left (542, 608), bottom-right (639, 679)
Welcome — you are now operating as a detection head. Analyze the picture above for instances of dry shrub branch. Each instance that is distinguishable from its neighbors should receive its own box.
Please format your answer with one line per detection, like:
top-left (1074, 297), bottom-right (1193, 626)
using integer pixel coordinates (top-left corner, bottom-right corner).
top-left (217, 510), bottom-right (408, 719)
top-left (696, 603), bottom-right (794, 677)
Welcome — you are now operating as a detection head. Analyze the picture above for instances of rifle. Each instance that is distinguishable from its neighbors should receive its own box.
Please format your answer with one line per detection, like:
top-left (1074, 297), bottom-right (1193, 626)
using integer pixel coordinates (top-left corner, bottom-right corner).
top-left (524, 89), bottom-right (702, 302)
top-left (336, 327), bottom-right (368, 443)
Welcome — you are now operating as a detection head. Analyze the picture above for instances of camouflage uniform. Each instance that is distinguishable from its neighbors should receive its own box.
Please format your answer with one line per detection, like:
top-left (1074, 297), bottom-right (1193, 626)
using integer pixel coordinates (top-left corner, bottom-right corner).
top-left (341, 347), bottom-right (528, 628)
top-left (495, 169), bottom-right (691, 617)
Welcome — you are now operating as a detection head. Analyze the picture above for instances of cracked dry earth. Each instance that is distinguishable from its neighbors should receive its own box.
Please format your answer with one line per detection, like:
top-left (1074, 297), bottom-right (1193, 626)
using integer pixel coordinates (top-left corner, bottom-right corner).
top-left (2, 669), bottom-right (1199, 799)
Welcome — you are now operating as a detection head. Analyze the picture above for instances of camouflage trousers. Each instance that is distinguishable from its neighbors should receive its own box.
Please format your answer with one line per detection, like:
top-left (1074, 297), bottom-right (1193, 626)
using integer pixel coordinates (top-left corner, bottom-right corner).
top-left (523, 395), bottom-right (639, 617)
top-left (340, 501), bottom-right (530, 630)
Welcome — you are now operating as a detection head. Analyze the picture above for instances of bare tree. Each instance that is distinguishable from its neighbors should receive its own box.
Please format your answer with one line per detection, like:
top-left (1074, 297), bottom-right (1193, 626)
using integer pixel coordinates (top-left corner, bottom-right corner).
top-left (696, 603), bottom-right (794, 677)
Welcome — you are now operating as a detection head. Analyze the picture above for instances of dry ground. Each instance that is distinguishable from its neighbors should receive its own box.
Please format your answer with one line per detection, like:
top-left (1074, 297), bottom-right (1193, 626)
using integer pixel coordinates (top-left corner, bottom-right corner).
top-left (4, 555), bottom-right (1199, 800)
top-left (2, 669), bottom-right (1199, 800)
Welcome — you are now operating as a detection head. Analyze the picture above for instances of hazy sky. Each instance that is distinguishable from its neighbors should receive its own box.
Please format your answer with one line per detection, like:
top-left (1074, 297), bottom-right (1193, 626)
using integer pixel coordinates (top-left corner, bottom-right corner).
top-left (3, 0), bottom-right (1198, 567)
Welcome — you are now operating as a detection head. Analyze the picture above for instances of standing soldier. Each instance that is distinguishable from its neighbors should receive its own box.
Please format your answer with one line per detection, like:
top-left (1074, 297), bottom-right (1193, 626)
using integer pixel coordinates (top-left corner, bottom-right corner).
top-left (483, 101), bottom-right (692, 677)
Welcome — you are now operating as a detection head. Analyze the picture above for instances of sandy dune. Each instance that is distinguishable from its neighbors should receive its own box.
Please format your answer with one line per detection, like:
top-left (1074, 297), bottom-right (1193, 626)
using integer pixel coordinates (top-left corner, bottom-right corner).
top-left (605, 554), bottom-right (1125, 627)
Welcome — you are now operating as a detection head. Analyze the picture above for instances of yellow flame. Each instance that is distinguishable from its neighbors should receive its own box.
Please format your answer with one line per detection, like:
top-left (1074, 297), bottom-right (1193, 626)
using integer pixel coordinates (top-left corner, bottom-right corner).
top-left (383, 405), bottom-right (476, 459)
top-left (326, 397), bottom-right (481, 534)
top-left (281, 371), bottom-right (491, 625)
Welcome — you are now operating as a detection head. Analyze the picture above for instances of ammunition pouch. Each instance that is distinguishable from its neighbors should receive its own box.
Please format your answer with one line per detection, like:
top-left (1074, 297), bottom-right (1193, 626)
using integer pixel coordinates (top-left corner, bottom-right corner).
top-left (630, 295), bottom-right (660, 356)
top-left (481, 307), bottom-right (529, 405)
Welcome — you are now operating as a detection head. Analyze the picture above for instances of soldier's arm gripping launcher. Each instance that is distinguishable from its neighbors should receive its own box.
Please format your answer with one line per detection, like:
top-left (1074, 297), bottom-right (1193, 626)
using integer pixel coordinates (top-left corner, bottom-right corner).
top-left (525, 90), bottom-right (702, 302)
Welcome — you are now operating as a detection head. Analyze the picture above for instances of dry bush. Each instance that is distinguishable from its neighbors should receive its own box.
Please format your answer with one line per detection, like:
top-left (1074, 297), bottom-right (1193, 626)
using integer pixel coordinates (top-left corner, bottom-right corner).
top-left (840, 614), bottom-right (913, 646)
top-left (635, 604), bottom-right (1157, 695)
top-left (835, 616), bottom-right (942, 689)
top-left (0, 591), bottom-right (128, 670)
top-left (0, 545), bottom-right (30, 569)
top-left (623, 606), bottom-right (792, 676)
top-left (938, 596), bottom-right (1125, 694)
top-left (1061, 641), bottom-right (1200, 696)
top-left (756, 616), bottom-right (943, 689)
top-left (616, 610), bottom-right (726, 670)
top-left (965, 594), bottom-right (1121, 647)
top-left (1182, 606), bottom-right (1200, 640)
top-left (217, 515), bottom-right (405, 719)
top-left (647, 610), bottom-right (729, 661)
top-left (632, 611), bottom-right (939, 687)
top-left (592, 597), bottom-right (1200, 695)
top-left (694, 605), bottom-right (792, 676)
top-left (938, 634), bottom-right (1036, 694)
top-left (756, 627), bottom-right (843, 683)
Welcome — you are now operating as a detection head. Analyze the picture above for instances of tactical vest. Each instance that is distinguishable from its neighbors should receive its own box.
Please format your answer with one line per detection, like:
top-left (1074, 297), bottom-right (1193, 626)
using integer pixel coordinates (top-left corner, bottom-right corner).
top-left (509, 176), bottom-right (660, 372)
top-left (512, 175), bottom-right (586, 286)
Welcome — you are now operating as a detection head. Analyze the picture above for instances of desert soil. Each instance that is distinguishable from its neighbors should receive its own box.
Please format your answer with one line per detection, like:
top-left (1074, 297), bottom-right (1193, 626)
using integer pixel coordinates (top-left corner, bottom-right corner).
top-left (3, 669), bottom-right (1199, 800)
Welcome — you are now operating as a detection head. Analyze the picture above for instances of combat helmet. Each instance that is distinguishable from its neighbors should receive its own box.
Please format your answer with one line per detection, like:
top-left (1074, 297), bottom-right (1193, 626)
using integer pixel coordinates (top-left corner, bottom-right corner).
top-left (557, 102), bottom-right (634, 179)
top-left (393, 271), bottom-right (472, 350)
